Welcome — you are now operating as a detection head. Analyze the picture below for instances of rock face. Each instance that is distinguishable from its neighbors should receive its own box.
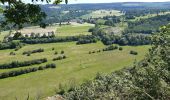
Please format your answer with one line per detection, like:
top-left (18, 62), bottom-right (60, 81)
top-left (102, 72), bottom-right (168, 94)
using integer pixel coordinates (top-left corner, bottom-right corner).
top-left (46, 95), bottom-right (64, 100)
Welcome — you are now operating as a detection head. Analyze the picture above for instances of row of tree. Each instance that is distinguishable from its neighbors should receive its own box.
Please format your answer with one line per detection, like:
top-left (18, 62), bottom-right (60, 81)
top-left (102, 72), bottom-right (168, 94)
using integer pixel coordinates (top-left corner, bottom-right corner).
top-left (21, 35), bottom-right (90, 44)
top-left (0, 41), bottom-right (23, 50)
top-left (0, 58), bottom-right (47, 69)
top-left (53, 55), bottom-right (67, 61)
top-left (76, 35), bottom-right (98, 45)
top-left (0, 63), bottom-right (56, 79)
top-left (23, 48), bottom-right (44, 55)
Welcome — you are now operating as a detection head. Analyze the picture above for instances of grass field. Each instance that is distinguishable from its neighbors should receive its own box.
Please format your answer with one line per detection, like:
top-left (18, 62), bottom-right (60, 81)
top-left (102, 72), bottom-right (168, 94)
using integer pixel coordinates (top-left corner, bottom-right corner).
top-left (81, 10), bottom-right (123, 19)
top-left (56, 23), bottom-right (94, 36)
top-left (130, 11), bottom-right (170, 21)
top-left (0, 41), bottom-right (150, 100)
top-left (0, 23), bottom-right (94, 42)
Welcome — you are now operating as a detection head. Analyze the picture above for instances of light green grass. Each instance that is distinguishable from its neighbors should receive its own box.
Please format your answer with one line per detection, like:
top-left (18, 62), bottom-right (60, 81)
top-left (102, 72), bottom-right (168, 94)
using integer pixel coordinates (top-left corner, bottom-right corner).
top-left (56, 25), bottom-right (93, 36)
top-left (0, 41), bottom-right (150, 100)
top-left (81, 10), bottom-right (123, 19)
top-left (130, 11), bottom-right (170, 22)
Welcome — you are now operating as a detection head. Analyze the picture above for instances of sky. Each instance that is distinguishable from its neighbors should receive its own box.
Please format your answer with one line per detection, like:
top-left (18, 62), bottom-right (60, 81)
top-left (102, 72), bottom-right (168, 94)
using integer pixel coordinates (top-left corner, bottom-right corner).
top-left (67, 0), bottom-right (170, 4)
top-left (23, 0), bottom-right (170, 4)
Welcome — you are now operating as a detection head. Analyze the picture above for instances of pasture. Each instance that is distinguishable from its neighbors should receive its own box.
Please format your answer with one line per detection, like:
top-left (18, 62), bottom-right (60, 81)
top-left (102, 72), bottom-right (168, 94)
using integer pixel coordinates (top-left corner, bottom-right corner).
top-left (81, 10), bottom-right (123, 19)
top-left (56, 23), bottom-right (94, 36)
top-left (0, 41), bottom-right (150, 100)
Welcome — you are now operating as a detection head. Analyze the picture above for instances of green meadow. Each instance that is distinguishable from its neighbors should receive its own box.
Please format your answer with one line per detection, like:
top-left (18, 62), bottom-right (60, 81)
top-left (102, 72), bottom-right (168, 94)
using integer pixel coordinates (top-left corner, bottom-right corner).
top-left (0, 41), bottom-right (150, 100)
top-left (0, 23), bottom-right (150, 100)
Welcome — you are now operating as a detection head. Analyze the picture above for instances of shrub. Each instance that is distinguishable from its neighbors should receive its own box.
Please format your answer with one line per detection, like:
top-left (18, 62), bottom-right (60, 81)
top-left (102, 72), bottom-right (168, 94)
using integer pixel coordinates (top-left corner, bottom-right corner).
top-left (92, 51), bottom-right (95, 53)
top-left (53, 55), bottom-right (66, 61)
top-left (54, 51), bottom-right (58, 55)
top-left (103, 45), bottom-right (118, 51)
top-left (119, 47), bottom-right (123, 51)
top-left (0, 41), bottom-right (23, 50)
top-left (23, 48), bottom-right (44, 55)
top-left (130, 50), bottom-right (138, 55)
top-left (0, 63), bottom-right (56, 79)
top-left (0, 58), bottom-right (47, 69)
top-left (10, 52), bottom-right (16, 55)
top-left (52, 47), bottom-right (55, 50)
top-left (63, 55), bottom-right (66, 59)
top-left (61, 50), bottom-right (64, 54)
top-left (97, 50), bottom-right (101, 53)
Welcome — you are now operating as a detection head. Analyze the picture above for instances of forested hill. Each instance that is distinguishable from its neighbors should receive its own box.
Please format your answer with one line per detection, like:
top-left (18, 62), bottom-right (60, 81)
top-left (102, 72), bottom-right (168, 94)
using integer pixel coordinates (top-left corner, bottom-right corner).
top-left (40, 2), bottom-right (170, 12)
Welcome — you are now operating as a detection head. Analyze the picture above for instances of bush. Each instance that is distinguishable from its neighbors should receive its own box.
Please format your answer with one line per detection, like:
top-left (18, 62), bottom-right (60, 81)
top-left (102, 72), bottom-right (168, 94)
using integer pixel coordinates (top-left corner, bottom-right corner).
top-left (97, 50), bottom-right (101, 53)
top-left (54, 51), bottom-right (58, 55)
top-left (103, 45), bottom-right (118, 51)
top-left (119, 47), bottom-right (123, 51)
top-left (21, 35), bottom-right (86, 44)
top-left (130, 50), bottom-right (138, 55)
top-left (27, 53), bottom-right (31, 56)
top-left (23, 48), bottom-right (44, 55)
top-left (0, 58), bottom-right (47, 69)
top-left (63, 55), bottom-right (66, 59)
top-left (0, 63), bottom-right (56, 79)
top-left (92, 51), bottom-right (96, 53)
top-left (61, 50), bottom-right (64, 54)
top-left (0, 41), bottom-right (23, 50)
top-left (52, 47), bottom-right (55, 50)
top-left (10, 52), bottom-right (16, 55)
top-left (53, 55), bottom-right (66, 61)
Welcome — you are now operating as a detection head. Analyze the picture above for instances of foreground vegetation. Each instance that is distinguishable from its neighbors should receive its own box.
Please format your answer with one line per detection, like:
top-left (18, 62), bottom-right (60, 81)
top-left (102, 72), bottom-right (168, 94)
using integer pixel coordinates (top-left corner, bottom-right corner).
top-left (61, 24), bottom-right (170, 100)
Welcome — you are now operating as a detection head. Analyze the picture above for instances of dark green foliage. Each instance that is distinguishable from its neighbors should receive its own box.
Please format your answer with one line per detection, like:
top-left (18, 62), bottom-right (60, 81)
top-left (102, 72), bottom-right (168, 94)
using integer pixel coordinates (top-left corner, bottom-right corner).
top-left (103, 45), bottom-right (118, 51)
top-left (53, 55), bottom-right (66, 61)
top-left (91, 26), bottom-right (151, 46)
top-left (0, 41), bottom-right (22, 50)
top-left (92, 51), bottom-right (95, 53)
top-left (22, 35), bottom-right (89, 44)
top-left (61, 50), bottom-right (64, 54)
top-left (9, 52), bottom-right (16, 55)
top-left (119, 47), bottom-right (123, 51)
top-left (13, 32), bottom-right (22, 40)
top-left (23, 48), bottom-right (44, 55)
top-left (76, 35), bottom-right (98, 45)
top-left (54, 51), bottom-right (58, 55)
top-left (0, 63), bottom-right (56, 79)
top-left (52, 47), bottom-right (55, 50)
top-left (104, 20), bottom-right (115, 26)
top-left (2, 1), bottom-right (46, 30)
top-left (63, 55), bottom-right (66, 59)
top-left (126, 14), bottom-right (170, 34)
top-left (0, 58), bottom-right (47, 69)
top-left (61, 24), bottom-right (170, 100)
top-left (130, 50), bottom-right (138, 55)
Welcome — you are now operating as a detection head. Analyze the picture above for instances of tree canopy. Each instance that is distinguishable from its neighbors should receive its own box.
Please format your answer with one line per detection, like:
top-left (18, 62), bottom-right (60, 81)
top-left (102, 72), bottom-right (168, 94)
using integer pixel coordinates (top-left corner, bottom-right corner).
top-left (0, 0), bottom-right (68, 30)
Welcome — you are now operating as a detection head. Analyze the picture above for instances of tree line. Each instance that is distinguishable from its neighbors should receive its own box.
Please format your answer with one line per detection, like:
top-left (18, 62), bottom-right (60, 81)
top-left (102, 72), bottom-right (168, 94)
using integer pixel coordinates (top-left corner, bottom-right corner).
top-left (0, 63), bottom-right (56, 79)
top-left (23, 48), bottom-right (44, 56)
top-left (21, 35), bottom-right (91, 44)
top-left (0, 58), bottom-right (47, 69)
